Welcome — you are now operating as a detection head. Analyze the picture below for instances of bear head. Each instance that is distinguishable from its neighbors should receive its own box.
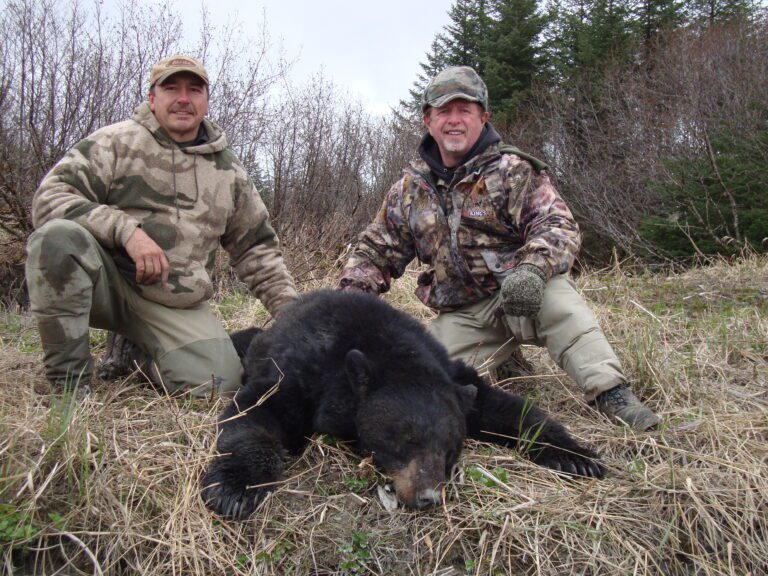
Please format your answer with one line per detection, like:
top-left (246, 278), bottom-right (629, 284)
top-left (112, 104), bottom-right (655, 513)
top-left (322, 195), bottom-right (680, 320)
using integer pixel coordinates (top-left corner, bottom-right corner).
top-left (345, 349), bottom-right (477, 508)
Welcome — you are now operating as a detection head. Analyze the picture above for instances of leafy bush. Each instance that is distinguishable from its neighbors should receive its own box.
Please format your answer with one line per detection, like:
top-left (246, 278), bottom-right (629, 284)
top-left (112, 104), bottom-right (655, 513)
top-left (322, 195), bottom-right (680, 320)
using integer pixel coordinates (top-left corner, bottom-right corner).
top-left (641, 116), bottom-right (768, 260)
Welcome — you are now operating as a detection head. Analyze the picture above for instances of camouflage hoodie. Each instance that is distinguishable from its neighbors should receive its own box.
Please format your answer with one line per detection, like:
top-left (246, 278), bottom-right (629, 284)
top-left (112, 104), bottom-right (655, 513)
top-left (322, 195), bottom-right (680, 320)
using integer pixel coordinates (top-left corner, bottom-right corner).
top-left (32, 102), bottom-right (297, 314)
top-left (339, 126), bottom-right (581, 311)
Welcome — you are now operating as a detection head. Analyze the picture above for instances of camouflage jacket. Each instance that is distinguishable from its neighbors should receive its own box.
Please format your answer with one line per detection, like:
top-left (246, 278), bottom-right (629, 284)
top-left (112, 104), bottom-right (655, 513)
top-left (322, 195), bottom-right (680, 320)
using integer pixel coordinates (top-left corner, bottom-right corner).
top-left (32, 102), bottom-right (297, 314)
top-left (338, 143), bottom-right (581, 311)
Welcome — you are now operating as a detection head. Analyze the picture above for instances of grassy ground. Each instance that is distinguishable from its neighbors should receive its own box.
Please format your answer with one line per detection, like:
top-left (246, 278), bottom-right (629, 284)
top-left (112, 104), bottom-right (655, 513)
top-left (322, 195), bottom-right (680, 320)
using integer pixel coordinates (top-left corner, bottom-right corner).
top-left (0, 257), bottom-right (766, 575)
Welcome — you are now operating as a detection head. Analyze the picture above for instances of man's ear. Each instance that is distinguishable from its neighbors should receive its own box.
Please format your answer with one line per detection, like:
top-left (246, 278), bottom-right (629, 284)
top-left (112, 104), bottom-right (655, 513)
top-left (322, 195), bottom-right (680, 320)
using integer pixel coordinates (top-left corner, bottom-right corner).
top-left (423, 110), bottom-right (431, 129)
top-left (148, 91), bottom-right (156, 112)
top-left (345, 349), bottom-right (371, 399)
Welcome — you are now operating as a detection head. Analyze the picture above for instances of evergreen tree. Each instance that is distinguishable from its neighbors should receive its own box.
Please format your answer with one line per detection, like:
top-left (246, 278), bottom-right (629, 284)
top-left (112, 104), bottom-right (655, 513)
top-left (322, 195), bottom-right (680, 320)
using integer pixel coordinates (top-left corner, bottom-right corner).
top-left (402, 34), bottom-right (452, 114)
top-left (589, 0), bottom-right (634, 65)
top-left (640, 118), bottom-right (768, 259)
top-left (541, 0), bottom-right (635, 81)
top-left (443, 0), bottom-right (491, 72)
top-left (686, 0), bottom-right (760, 26)
top-left (539, 0), bottom-right (578, 82)
top-left (632, 0), bottom-right (687, 45)
top-left (400, 0), bottom-right (491, 115)
top-left (481, 0), bottom-right (547, 123)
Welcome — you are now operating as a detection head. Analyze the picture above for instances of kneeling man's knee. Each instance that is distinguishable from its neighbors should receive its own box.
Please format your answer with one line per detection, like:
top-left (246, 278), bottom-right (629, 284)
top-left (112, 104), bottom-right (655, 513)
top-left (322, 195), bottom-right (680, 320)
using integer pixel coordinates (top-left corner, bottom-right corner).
top-left (153, 338), bottom-right (243, 398)
top-left (26, 220), bottom-right (100, 283)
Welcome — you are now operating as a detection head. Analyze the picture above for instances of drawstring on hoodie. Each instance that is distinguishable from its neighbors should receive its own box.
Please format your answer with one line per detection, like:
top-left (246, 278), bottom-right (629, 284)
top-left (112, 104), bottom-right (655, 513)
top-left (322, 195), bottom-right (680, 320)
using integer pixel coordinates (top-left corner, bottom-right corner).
top-left (172, 147), bottom-right (179, 220)
top-left (192, 154), bottom-right (199, 204)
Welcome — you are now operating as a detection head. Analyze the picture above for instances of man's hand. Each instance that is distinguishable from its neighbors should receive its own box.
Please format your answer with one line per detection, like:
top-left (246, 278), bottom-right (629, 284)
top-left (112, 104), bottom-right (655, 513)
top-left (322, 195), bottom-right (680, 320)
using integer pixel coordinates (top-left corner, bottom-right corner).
top-left (500, 264), bottom-right (547, 317)
top-left (124, 228), bottom-right (170, 286)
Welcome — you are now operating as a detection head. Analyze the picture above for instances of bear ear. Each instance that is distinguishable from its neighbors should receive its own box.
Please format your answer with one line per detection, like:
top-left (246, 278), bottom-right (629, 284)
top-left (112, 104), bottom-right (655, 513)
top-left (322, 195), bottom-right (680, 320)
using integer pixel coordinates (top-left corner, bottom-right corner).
top-left (345, 349), bottom-right (371, 399)
top-left (455, 384), bottom-right (477, 415)
top-left (450, 360), bottom-right (484, 388)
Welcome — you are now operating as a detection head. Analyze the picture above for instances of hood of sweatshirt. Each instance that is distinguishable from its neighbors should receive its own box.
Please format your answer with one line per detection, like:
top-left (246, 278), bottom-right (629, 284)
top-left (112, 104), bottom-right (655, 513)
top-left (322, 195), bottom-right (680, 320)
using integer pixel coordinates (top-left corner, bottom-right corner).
top-left (131, 101), bottom-right (229, 154)
top-left (417, 122), bottom-right (502, 182)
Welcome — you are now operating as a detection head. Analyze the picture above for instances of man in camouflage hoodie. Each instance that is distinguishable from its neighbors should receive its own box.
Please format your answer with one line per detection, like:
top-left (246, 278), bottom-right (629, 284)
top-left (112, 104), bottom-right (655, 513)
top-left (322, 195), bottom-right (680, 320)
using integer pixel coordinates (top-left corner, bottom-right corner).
top-left (339, 66), bottom-right (659, 431)
top-left (25, 55), bottom-right (297, 398)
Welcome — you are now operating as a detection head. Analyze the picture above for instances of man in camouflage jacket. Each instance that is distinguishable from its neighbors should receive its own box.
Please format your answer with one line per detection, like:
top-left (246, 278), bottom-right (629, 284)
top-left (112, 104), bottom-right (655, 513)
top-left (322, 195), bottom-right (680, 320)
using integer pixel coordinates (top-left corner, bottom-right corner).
top-left (26, 55), bottom-right (297, 398)
top-left (339, 66), bottom-right (659, 431)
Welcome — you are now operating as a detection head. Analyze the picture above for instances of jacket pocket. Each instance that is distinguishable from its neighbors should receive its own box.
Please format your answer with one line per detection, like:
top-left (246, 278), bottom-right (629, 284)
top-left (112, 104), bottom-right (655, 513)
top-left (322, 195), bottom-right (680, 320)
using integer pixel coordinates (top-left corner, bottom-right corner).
top-left (480, 250), bottom-right (518, 282)
top-left (138, 255), bottom-right (213, 309)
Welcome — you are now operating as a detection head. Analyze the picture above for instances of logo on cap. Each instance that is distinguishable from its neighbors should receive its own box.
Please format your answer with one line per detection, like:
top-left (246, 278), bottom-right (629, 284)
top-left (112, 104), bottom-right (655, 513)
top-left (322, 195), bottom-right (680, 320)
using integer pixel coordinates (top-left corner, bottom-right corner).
top-left (149, 54), bottom-right (209, 90)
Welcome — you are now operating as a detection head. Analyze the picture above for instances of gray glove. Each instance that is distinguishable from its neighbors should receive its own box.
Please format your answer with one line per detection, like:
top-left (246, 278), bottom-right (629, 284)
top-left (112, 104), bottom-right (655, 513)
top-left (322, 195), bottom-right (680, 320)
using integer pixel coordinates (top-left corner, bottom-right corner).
top-left (500, 264), bottom-right (547, 317)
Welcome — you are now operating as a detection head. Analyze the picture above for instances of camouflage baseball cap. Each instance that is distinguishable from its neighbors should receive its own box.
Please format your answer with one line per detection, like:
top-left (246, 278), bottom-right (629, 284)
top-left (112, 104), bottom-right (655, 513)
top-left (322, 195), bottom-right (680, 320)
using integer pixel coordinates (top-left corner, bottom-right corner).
top-left (422, 66), bottom-right (488, 112)
top-left (149, 55), bottom-right (209, 89)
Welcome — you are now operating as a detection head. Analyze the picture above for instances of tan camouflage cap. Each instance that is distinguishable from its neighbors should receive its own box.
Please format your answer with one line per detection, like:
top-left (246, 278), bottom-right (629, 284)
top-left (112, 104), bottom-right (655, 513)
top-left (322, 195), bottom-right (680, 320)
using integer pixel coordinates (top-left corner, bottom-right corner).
top-left (422, 66), bottom-right (488, 112)
top-left (149, 55), bottom-right (209, 89)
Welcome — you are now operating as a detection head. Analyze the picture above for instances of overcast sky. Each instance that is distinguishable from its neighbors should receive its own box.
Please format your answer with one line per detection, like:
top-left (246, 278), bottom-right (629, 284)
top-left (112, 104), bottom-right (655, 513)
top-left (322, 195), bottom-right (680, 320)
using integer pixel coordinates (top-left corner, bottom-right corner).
top-left (180, 0), bottom-right (454, 115)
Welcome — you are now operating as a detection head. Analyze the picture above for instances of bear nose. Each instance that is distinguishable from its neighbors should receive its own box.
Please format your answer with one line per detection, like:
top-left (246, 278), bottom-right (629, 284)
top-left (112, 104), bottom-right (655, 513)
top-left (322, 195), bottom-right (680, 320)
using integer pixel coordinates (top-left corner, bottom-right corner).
top-left (414, 488), bottom-right (442, 508)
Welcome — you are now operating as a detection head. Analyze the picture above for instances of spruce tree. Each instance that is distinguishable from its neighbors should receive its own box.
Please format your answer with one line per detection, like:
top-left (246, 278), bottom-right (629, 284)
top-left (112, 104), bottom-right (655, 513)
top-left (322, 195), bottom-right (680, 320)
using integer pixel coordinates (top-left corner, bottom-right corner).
top-left (632, 0), bottom-right (686, 45)
top-left (687, 0), bottom-right (760, 26)
top-left (541, 0), bottom-right (634, 80)
top-left (402, 35), bottom-right (452, 114)
top-left (443, 0), bottom-right (491, 72)
top-left (481, 0), bottom-right (547, 123)
top-left (400, 0), bottom-right (491, 115)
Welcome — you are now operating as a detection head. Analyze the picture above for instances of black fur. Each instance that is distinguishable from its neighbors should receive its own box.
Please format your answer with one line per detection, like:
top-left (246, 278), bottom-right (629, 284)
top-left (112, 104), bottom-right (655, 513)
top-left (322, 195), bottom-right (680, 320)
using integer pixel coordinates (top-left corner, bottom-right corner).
top-left (202, 290), bottom-right (604, 519)
top-left (229, 326), bottom-right (261, 360)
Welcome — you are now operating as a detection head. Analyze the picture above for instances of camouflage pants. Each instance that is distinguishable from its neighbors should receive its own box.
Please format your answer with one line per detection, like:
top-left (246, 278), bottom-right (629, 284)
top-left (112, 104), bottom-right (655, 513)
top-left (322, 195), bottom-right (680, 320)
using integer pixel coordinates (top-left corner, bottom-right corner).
top-left (25, 220), bottom-right (242, 397)
top-left (428, 274), bottom-right (624, 401)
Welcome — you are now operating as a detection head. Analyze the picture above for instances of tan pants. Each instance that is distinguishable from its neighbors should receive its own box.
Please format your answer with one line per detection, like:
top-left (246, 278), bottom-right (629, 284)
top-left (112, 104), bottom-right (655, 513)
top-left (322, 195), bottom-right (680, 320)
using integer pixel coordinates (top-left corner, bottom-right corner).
top-left (428, 275), bottom-right (625, 401)
top-left (26, 220), bottom-right (242, 397)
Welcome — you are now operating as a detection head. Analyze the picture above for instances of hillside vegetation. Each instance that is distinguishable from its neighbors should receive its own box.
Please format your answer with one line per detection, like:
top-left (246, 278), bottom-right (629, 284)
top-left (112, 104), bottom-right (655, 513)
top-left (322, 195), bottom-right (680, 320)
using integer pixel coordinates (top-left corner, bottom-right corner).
top-left (2, 2), bottom-right (766, 286)
top-left (1, 256), bottom-right (765, 575)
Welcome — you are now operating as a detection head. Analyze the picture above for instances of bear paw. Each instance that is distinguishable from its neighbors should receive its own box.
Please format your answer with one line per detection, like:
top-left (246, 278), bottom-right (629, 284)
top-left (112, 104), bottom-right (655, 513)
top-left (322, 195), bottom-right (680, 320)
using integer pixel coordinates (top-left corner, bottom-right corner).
top-left (201, 454), bottom-right (278, 519)
top-left (201, 481), bottom-right (263, 519)
top-left (532, 446), bottom-right (605, 479)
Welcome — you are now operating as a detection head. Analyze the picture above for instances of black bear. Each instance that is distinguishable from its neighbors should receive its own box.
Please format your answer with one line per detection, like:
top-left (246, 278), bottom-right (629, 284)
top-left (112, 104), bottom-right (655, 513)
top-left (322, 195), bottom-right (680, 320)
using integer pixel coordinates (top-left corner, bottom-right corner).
top-left (202, 290), bottom-right (604, 519)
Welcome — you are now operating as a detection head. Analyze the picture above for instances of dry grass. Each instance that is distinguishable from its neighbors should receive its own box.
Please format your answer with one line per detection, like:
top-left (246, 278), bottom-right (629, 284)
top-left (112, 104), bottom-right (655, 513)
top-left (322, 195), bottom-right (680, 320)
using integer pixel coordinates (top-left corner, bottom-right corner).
top-left (1, 256), bottom-right (766, 575)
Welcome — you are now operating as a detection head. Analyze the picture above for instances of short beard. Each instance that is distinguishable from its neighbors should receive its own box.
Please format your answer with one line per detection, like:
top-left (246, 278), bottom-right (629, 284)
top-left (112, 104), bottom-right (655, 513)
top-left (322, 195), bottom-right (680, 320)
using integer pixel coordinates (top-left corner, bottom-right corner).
top-left (442, 139), bottom-right (466, 154)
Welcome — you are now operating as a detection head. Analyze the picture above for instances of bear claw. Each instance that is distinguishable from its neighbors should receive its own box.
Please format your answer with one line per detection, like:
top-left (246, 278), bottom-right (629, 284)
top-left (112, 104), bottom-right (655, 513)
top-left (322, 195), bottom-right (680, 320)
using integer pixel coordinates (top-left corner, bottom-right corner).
top-left (201, 482), bottom-right (264, 520)
top-left (535, 448), bottom-right (605, 479)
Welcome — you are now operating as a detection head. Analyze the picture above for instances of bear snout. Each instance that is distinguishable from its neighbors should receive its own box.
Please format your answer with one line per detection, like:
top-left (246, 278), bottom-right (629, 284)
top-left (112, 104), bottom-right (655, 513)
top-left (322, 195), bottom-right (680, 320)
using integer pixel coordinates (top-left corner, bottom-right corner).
top-left (389, 456), bottom-right (446, 509)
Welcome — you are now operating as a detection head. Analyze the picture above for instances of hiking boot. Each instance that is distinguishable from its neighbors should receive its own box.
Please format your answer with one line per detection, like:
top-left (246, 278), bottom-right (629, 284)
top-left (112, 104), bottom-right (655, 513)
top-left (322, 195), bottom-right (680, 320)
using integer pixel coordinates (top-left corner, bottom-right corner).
top-left (594, 383), bottom-right (660, 431)
top-left (493, 347), bottom-right (535, 382)
top-left (98, 333), bottom-right (149, 380)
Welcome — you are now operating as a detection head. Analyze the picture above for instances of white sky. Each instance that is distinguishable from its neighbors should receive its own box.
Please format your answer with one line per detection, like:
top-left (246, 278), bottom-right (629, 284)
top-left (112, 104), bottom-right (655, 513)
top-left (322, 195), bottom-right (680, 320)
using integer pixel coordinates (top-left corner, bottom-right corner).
top-left (181, 0), bottom-right (455, 115)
